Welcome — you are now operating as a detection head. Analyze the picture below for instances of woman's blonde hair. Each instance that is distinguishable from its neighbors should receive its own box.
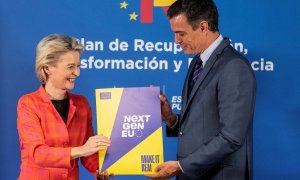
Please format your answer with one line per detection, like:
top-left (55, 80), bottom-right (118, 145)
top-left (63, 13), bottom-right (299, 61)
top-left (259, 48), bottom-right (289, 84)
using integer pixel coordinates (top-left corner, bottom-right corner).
top-left (35, 34), bottom-right (84, 82)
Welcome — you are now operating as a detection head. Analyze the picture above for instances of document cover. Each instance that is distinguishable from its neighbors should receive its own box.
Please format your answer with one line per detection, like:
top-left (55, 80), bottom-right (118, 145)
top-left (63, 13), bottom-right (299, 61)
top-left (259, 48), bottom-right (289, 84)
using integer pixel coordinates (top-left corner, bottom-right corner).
top-left (95, 87), bottom-right (164, 174)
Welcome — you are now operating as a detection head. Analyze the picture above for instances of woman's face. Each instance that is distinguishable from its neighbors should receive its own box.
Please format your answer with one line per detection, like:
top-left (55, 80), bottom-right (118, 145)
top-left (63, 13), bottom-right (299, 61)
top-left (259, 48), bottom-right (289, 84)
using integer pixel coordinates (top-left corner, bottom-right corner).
top-left (46, 51), bottom-right (81, 90)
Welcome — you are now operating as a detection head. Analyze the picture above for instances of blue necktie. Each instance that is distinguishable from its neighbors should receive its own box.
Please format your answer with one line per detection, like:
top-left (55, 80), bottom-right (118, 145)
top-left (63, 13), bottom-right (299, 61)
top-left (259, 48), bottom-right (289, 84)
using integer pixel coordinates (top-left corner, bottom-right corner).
top-left (192, 55), bottom-right (203, 86)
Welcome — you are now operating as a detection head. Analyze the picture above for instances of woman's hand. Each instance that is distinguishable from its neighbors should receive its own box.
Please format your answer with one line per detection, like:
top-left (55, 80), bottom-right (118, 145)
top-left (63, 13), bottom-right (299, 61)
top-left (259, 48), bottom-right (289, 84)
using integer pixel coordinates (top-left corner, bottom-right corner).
top-left (71, 135), bottom-right (111, 159)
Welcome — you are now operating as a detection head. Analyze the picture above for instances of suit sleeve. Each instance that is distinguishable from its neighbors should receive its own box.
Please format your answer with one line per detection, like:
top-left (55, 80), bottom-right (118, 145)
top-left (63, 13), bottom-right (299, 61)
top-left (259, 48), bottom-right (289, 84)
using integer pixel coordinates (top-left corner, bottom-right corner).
top-left (80, 97), bottom-right (99, 176)
top-left (17, 96), bottom-right (72, 168)
top-left (179, 58), bottom-right (256, 178)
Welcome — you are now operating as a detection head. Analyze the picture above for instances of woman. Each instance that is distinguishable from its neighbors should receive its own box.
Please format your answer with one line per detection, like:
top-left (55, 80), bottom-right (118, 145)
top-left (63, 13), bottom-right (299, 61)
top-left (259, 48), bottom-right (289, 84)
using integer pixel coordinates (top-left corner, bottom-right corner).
top-left (17, 34), bottom-right (111, 179)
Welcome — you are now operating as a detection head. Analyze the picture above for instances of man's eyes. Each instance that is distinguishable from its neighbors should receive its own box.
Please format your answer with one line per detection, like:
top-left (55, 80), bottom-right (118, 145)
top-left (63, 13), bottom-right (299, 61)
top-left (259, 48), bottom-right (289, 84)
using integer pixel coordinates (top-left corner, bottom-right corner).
top-left (176, 32), bottom-right (185, 37)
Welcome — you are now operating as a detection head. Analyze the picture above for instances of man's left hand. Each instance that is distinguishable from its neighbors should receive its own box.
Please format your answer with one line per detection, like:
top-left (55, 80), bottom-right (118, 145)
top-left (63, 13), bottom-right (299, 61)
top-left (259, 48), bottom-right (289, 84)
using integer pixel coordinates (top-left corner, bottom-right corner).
top-left (144, 161), bottom-right (181, 179)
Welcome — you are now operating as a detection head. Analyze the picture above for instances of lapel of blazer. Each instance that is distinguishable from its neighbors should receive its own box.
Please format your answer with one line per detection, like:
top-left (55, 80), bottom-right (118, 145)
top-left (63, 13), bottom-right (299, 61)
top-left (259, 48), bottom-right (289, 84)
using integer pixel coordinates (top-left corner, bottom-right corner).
top-left (180, 38), bottom-right (230, 124)
top-left (181, 56), bottom-right (198, 111)
top-left (39, 85), bottom-right (62, 124)
top-left (38, 85), bottom-right (70, 128)
top-left (66, 91), bottom-right (76, 127)
top-left (39, 85), bottom-right (77, 128)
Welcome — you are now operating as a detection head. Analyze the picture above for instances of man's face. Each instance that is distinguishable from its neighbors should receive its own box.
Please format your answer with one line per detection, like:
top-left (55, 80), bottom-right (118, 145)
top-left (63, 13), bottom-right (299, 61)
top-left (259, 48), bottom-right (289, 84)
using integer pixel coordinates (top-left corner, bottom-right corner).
top-left (169, 13), bottom-right (205, 54)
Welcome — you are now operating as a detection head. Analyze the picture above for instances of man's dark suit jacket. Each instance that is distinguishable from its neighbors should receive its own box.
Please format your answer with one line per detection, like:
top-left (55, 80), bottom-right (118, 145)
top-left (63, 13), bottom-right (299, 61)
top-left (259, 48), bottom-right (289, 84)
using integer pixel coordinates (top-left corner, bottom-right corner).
top-left (167, 38), bottom-right (256, 180)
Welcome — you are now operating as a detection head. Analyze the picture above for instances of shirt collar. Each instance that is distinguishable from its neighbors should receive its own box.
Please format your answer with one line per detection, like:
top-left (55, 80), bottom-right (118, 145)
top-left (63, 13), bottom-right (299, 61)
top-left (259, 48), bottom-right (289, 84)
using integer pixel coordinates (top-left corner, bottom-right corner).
top-left (200, 34), bottom-right (223, 67)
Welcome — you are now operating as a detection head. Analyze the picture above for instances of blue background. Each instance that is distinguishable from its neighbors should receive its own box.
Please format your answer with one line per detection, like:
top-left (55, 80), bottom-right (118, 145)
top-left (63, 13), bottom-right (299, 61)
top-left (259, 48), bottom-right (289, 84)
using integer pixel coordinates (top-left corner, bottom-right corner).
top-left (1, 0), bottom-right (300, 179)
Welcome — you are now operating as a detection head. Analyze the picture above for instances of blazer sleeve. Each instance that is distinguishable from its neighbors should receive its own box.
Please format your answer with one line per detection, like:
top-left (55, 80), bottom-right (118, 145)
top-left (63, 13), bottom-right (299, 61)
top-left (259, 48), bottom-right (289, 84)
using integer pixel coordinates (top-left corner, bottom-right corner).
top-left (80, 97), bottom-right (99, 176)
top-left (179, 58), bottom-right (256, 177)
top-left (17, 96), bottom-right (72, 168)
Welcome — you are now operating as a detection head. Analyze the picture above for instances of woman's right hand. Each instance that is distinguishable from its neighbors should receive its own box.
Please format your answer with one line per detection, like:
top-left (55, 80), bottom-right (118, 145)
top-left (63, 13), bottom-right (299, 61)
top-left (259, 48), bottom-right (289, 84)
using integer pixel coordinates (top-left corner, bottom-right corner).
top-left (71, 135), bottom-right (111, 159)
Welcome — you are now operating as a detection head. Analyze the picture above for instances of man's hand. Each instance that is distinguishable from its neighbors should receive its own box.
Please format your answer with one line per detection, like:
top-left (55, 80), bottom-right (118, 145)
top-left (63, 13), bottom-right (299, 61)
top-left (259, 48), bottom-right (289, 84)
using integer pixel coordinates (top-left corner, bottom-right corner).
top-left (144, 161), bottom-right (181, 179)
top-left (159, 93), bottom-right (177, 127)
top-left (96, 170), bottom-right (114, 180)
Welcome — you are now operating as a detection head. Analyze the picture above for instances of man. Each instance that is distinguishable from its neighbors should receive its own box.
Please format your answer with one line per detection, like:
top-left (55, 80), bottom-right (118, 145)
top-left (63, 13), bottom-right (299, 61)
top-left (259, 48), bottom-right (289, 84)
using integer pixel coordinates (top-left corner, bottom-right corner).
top-left (145, 0), bottom-right (256, 179)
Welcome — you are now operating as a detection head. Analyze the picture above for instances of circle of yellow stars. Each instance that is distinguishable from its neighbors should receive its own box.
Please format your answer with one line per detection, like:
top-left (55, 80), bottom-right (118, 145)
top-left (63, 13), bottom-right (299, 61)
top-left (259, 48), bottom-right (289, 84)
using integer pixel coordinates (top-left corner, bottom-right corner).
top-left (120, 1), bottom-right (139, 21)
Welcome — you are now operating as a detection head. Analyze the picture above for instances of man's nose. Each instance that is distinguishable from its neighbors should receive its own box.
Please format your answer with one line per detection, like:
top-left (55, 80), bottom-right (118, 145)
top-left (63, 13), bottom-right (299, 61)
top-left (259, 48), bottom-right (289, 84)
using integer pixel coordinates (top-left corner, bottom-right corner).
top-left (174, 34), bottom-right (182, 44)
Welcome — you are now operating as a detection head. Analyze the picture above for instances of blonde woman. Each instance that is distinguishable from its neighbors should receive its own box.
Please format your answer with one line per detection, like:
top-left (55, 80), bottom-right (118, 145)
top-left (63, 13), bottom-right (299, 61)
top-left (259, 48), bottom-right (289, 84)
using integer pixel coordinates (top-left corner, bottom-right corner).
top-left (17, 34), bottom-right (111, 180)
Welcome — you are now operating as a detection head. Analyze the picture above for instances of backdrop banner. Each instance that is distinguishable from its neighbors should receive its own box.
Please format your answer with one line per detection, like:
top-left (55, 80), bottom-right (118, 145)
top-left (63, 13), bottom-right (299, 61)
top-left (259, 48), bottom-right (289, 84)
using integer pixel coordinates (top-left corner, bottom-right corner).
top-left (1, 0), bottom-right (300, 179)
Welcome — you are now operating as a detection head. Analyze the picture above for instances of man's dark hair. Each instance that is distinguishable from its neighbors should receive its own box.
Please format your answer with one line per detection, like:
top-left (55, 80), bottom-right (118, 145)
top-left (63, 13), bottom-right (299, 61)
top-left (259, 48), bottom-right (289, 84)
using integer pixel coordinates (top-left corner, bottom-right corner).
top-left (167, 0), bottom-right (219, 32)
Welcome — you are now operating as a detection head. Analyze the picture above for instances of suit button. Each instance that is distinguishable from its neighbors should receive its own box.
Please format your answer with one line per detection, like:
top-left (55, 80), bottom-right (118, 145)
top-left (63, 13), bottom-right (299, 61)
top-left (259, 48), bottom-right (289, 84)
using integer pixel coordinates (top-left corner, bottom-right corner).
top-left (179, 132), bottom-right (183, 136)
top-left (63, 142), bottom-right (69, 147)
top-left (62, 174), bottom-right (68, 179)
